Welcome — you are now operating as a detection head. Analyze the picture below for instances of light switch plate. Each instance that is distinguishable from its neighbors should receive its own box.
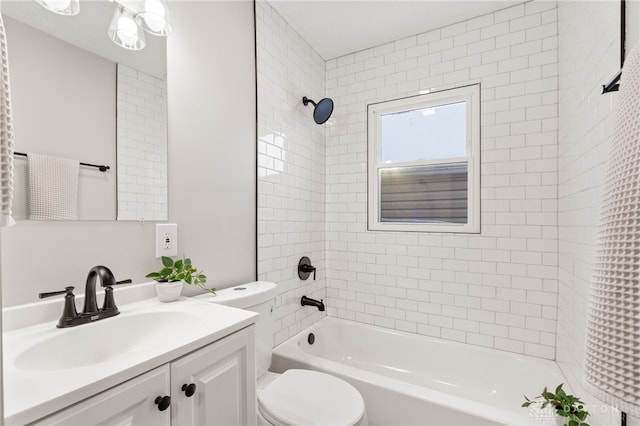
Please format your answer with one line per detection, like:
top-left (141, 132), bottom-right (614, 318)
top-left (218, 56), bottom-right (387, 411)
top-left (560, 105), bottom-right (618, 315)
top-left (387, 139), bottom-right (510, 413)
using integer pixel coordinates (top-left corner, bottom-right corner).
top-left (156, 223), bottom-right (178, 258)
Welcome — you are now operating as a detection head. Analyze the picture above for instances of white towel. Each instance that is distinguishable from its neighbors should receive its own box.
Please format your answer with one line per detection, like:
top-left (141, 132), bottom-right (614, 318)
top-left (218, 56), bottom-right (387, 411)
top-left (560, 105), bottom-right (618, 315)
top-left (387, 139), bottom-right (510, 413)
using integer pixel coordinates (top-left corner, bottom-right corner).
top-left (0, 16), bottom-right (15, 227)
top-left (586, 41), bottom-right (640, 417)
top-left (27, 153), bottom-right (79, 220)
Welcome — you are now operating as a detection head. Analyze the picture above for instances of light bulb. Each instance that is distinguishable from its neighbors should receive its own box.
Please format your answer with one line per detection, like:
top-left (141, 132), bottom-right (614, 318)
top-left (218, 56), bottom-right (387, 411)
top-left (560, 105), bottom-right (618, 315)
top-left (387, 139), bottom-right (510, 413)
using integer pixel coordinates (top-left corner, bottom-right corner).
top-left (45, 0), bottom-right (71, 11)
top-left (142, 0), bottom-right (166, 33)
top-left (136, 0), bottom-right (173, 35)
top-left (108, 5), bottom-right (145, 50)
top-left (116, 15), bottom-right (139, 46)
top-left (36, 0), bottom-right (79, 15)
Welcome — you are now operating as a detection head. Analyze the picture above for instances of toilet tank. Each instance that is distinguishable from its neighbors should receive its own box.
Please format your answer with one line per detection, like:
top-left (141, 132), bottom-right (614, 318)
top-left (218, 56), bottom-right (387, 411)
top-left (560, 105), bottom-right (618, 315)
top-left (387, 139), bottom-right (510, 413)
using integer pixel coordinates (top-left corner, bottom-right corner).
top-left (195, 281), bottom-right (277, 377)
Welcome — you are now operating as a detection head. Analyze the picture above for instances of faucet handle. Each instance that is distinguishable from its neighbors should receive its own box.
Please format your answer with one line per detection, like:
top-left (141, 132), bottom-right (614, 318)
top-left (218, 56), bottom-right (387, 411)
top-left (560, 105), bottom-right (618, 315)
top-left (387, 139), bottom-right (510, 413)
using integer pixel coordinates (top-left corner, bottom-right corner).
top-left (308, 265), bottom-right (317, 280)
top-left (101, 286), bottom-right (118, 312)
top-left (39, 287), bottom-right (79, 328)
top-left (39, 286), bottom-right (75, 299)
top-left (301, 265), bottom-right (316, 280)
top-left (101, 278), bottom-right (131, 312)
top-left (102, 278), bottom-right (133, 312)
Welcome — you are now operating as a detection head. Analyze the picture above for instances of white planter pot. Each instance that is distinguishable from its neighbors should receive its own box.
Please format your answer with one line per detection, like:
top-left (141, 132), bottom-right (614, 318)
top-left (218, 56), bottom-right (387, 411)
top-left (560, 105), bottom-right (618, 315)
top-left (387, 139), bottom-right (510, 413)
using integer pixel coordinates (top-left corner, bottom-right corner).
top-left (155, 281), bottom-right (183, 302)
top-left (532, 407), bottom-right (564, 426)
top-left (541, 415), bottom-right (565, 426)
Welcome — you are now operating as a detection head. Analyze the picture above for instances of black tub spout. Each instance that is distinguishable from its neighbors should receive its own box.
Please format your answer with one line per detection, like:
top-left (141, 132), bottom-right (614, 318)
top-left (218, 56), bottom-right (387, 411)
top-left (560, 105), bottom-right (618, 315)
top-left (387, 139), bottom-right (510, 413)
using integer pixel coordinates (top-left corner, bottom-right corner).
top-left (301, 295), bottom-right (325, 311)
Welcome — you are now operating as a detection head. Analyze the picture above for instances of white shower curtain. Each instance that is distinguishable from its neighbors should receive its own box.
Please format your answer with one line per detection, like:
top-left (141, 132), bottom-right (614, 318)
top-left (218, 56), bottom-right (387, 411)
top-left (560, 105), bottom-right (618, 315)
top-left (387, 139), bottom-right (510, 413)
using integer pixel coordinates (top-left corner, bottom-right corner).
top-left (585, 42), bottom-right (640, 417)
top-left (0, 15), bottom-right (15, 228)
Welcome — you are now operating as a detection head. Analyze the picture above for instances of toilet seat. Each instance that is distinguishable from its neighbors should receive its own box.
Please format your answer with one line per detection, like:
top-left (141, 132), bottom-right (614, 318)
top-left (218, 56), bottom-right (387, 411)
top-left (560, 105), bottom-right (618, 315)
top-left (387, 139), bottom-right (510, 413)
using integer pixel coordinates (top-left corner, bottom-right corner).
top-left (258, 369), bottom-right (366, 426)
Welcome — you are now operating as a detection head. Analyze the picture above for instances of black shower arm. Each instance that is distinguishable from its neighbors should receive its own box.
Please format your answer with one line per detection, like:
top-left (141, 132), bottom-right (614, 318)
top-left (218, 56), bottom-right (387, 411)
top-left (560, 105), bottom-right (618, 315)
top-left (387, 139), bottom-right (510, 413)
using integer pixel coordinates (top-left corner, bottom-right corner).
top-left (302, 96), bottom-right (317, 107)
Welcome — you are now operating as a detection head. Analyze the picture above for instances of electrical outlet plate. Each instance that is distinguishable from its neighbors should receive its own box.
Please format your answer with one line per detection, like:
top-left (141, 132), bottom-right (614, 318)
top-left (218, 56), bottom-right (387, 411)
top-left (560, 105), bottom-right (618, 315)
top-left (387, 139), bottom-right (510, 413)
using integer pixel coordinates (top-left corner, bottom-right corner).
top-left (156, 223), bottom-right (178, 258)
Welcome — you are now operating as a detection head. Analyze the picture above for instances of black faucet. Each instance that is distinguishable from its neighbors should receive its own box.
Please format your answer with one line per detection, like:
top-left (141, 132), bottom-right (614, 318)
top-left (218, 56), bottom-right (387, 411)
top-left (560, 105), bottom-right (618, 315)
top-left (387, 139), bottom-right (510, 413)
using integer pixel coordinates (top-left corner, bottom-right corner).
top-left (301, 296), bottom-right (325, 311)
top-left (39, 266), bottom-right (131, 328)
top-left (83, 265), bottom-right (117, 314)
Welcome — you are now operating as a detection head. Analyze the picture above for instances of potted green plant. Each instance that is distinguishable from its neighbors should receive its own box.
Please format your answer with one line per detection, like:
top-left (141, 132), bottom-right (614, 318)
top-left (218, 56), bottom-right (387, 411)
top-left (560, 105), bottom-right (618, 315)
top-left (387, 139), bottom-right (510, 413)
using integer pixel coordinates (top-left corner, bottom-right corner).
top-left (522, 384), bottom-right (590, 426)
top-left (146, 256), bottom-right (215, 302)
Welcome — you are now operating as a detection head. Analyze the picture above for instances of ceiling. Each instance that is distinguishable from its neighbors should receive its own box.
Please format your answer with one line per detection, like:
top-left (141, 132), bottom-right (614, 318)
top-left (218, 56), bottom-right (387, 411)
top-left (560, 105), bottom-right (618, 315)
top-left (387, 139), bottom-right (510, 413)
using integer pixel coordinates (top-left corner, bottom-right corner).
top-left (268, 0), bottom-right (525, 60)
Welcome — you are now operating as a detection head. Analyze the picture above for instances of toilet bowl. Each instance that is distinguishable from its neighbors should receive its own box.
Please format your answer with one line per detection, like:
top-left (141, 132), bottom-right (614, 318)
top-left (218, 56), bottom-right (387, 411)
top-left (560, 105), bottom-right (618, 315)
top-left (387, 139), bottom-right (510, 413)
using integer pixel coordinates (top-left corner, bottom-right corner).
top-left (196, 282), bottom-right (367, 426)
top-left (257, 370), bottom-right (366, 426)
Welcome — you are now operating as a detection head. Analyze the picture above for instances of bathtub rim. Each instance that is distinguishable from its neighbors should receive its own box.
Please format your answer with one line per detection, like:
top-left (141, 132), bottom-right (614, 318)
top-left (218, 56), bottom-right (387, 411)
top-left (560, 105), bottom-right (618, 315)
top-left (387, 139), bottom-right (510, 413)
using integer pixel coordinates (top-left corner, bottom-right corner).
top-left (272, 316), bottom-right (564, 426)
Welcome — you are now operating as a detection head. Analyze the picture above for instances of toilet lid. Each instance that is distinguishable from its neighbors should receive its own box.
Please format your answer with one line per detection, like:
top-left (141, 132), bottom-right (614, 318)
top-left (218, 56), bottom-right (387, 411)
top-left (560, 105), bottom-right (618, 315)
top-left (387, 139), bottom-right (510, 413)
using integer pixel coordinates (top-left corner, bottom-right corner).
top-left (258, 369), bottom-right (365, 426)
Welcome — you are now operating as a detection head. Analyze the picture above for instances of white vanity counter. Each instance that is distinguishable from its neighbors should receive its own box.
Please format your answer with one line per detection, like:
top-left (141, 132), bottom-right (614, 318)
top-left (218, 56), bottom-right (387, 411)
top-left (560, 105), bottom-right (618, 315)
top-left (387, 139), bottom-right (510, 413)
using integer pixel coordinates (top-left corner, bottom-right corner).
top-left (3, 284), bottom-right (257, 425)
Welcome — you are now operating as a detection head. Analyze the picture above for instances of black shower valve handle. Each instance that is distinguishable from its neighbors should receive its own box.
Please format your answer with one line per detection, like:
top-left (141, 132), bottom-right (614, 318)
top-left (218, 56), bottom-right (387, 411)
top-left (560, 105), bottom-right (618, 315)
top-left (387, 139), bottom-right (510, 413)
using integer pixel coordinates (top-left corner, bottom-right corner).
top-left (302, 264), bottom-right (316, 280)
top-left (298, 257), bottom-right (317, 280)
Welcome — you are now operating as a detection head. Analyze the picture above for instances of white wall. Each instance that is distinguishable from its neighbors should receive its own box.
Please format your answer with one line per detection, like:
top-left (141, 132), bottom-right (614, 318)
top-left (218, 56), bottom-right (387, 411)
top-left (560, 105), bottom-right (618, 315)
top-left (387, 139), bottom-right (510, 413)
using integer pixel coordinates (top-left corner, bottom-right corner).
top-left (1, 6), bottom-right (5, 418)
top-left (325, 0), bottom-right (559, 359)
top-left (0, 234), bottom-right (3, 421)
top-left (1, 1), bottom-right (256, 306)
top-left (5, 17), bottom-right (116, 221)
top-left (117, 64), bottom-right (168, 222)
top-left (167, 1), bottom-right (256, 296)
top-left (557, 1), bottom-right (625, 424)
top-left (256, 1), bottom-right (327, 345)
top-left (628, 0), bottom-right (640, 50)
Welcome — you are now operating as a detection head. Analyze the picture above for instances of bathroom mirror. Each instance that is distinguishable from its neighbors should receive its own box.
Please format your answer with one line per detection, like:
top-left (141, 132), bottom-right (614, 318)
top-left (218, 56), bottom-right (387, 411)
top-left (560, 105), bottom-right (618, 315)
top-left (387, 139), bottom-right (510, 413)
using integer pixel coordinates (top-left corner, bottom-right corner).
top-left (2, 0), bottom-right (168, 221)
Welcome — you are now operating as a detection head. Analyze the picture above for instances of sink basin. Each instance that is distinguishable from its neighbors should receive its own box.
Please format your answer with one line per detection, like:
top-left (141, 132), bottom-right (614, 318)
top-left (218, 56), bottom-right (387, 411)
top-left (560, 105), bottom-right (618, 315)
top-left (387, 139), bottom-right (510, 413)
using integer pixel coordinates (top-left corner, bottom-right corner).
top-left (15, 311), bottom-right (200, 371)
top-left (3, 287), bottom-right (259, 426)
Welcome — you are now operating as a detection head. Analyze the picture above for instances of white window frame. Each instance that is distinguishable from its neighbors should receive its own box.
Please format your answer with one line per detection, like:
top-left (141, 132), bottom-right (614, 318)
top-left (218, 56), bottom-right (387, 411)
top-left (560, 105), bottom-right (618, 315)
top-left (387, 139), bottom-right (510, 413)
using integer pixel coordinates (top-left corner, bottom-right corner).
top-left (367, 84), bottom-right (480, 233)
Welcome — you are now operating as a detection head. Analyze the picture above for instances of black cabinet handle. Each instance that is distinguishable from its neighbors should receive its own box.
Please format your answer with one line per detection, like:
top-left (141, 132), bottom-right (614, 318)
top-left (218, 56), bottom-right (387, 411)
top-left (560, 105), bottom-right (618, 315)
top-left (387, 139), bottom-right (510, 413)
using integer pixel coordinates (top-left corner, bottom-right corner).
top-left (182, 383), bottom-right (197, 397)
top-left (154, 395), bottom-right (171, 411)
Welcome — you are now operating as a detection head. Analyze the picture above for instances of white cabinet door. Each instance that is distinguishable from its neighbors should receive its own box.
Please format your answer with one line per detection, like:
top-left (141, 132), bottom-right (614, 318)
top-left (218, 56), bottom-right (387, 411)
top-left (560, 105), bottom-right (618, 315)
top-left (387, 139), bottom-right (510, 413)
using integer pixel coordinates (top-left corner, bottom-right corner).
top-left (32, 366), bottom-right (171, 426)
top-left (170, 325), bottom-right (256, 426)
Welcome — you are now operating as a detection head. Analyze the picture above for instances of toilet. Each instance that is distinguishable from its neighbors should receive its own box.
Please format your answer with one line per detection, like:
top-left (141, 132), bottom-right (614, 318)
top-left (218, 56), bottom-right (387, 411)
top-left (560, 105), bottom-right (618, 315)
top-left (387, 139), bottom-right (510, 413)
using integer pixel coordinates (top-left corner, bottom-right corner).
top-left (196, 281), bottom-right (367, 426)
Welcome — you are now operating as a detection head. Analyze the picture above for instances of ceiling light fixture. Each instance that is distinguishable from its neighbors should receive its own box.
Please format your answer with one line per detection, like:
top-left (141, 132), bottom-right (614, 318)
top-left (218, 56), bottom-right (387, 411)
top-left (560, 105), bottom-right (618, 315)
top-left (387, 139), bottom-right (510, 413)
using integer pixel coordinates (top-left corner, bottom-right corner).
top-left (34, 0), bottom-right (174, 51)
top-left (135, 0), bottom-right (173, 36)
top-left (35, 0), bottom-right (80, 16)
top-left (109, 0), bottom-right (174, 50)
top-left (108, 4), bottom-right (146, 51)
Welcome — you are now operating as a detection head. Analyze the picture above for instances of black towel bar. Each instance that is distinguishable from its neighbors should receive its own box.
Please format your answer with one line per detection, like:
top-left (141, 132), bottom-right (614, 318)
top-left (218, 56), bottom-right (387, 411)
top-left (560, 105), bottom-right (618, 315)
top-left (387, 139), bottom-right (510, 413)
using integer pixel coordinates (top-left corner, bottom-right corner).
top-left (13, 152), bottom-right (110, 172)
top-left (602, 70), bottom-right (622, 94)
top-left (602, 0), bottom-right (625, 95)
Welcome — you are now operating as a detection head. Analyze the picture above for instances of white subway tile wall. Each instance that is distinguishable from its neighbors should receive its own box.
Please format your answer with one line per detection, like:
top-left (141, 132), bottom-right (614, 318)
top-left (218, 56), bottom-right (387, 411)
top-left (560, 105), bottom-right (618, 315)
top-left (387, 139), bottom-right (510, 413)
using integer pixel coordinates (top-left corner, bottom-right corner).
top-left (116, 64), bottom-right (168, 221)
top-left (256, 0), bottom-right (635, 421)
top-left (557, 1), bottom-right (621, 423)
top-left (325, 0), bottom-right (559, 359)
top-left (256, 2), bottom-right (327, 345)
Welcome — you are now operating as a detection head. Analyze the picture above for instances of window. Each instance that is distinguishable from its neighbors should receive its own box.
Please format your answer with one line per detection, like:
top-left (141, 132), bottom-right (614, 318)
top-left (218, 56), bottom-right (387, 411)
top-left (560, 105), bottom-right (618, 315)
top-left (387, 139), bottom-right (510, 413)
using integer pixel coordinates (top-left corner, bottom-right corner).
top-left (367, 84), bottom-right (480, 233)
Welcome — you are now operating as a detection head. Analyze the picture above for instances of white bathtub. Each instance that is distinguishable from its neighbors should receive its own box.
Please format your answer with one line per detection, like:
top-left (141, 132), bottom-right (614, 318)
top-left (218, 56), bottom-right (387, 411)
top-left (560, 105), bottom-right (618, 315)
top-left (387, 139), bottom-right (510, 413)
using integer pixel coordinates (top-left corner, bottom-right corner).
top-left (271, 317), bottom-right (564, 426)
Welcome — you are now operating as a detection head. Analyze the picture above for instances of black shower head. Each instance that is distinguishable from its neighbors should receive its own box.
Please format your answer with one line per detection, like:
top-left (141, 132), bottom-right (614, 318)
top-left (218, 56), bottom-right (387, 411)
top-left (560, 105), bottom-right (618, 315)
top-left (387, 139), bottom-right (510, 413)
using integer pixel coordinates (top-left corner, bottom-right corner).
top-left (302, 96), bottom-right (334, 125)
